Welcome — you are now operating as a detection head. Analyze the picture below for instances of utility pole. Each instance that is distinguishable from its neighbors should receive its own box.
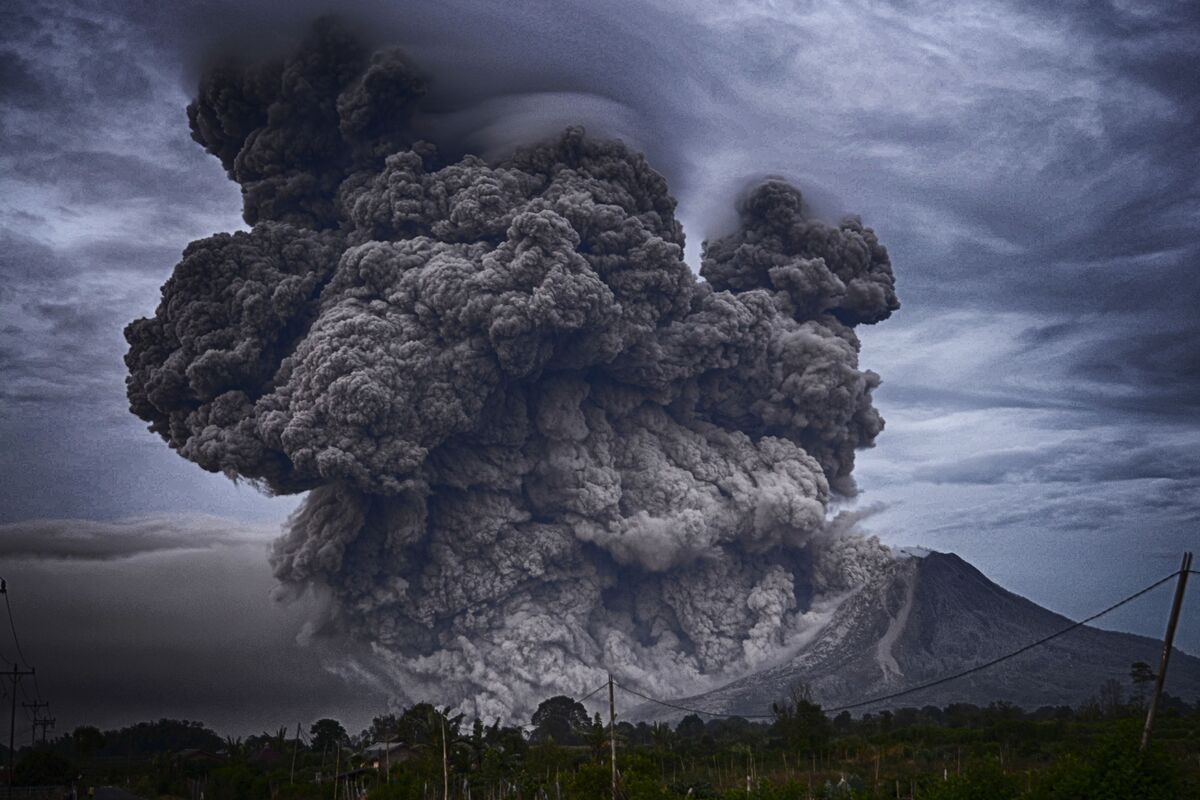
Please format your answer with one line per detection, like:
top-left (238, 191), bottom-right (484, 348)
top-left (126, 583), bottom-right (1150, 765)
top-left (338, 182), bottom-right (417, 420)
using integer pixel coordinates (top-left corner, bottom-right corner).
top-left (290, 722), bottom-right (301, 785)
top-left (608, 674), bottom-right (618, 800)
top-left (1141, 551), bottom-right (1192, 752)
top-left (441, 714), bottom-right (449, 800)
top-left (22, 703), bottom-right (48, 746)
top-left (5, 664), bottom-right (34, 800)
top-left (32, 718), bottom-right (53, 746)
top-left (332, 743), bottom-right (341, 800)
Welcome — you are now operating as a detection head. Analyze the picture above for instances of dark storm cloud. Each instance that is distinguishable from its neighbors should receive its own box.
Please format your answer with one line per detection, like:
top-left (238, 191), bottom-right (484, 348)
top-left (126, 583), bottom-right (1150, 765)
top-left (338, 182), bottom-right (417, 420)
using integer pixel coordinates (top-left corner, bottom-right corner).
top-left (948, 472), bottom-right (1200, 540)
top-left (0, 246), bottom-right (146, 408)
top-left (0, 49), bottom-right (58, 109)
top-left (877, 3), bottom-right (1200, 414)
top-left (9, 150), bottom-right (217, 208)
top-left (0, 0), bottom-right (240, 225)
top-left (760, 1), bottom-right (1200, 415)
top-left (1074, 331), bottom-right (1200, 413)
top-left (0, 0), bottom-right (247, 517)
top-left (911, 437), bottom-right (1200, 486)
top-left (1019, 316), bottom-right (1200, 417)
top-left (0, 232), bottom-right (73, 284)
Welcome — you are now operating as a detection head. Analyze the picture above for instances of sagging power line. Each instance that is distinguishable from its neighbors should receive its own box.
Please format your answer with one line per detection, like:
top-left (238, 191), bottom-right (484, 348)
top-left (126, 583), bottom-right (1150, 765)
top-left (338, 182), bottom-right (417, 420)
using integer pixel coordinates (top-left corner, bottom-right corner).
top-left (2, 583), bottom-right (41, 702)
top-left (577, 681), bottom-right (610, 704)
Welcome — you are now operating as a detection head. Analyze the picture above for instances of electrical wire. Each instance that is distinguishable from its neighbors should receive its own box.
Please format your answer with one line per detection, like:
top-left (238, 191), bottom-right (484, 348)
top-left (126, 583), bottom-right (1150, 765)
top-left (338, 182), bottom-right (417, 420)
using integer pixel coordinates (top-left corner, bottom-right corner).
top-left (825, 567), bottom-right (1182, 713)
top-left (577, 681), bottom-right (610, 704)
top-left (612, 568), bottom-right (1184, 720)
top-left (3, 590), bottom-right (32, 669)
top-left (615, 680), bottom-right (773, 719)
top-left (0, 592), bottom-right (13, 667)
top-left (2, 582), bottom-right (42, 699)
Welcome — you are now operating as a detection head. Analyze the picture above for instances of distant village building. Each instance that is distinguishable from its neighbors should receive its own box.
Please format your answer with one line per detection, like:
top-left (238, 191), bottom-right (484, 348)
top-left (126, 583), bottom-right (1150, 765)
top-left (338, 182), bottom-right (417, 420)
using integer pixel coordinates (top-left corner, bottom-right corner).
top-left (360, 741), bottom-right (417, 769)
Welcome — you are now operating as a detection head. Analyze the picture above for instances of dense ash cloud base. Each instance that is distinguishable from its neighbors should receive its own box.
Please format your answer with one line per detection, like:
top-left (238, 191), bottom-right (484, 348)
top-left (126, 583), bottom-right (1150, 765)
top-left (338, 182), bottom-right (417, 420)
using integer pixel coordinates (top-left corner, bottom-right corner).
top-left (125, 19), bottom-right (898, 719)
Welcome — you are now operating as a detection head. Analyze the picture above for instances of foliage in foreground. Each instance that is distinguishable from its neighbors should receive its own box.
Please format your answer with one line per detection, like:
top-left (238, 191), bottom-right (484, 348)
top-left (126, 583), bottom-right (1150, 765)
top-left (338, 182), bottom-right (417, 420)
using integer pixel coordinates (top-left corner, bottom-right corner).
top-left (19, 681), bottom-right (1200, 800)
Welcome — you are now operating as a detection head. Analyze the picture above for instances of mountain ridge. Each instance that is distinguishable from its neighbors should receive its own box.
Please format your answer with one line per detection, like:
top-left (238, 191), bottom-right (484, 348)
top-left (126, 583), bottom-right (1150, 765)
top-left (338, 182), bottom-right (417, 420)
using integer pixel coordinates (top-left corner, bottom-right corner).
top-left (629, 550), bottom-right (1200, 721)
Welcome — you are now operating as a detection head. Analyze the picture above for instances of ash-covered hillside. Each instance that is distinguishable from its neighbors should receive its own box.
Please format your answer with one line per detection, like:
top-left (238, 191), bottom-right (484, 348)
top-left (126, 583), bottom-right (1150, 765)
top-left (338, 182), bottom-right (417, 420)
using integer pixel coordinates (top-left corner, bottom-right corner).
top-left (630, 550), bottom-right (1200, 720)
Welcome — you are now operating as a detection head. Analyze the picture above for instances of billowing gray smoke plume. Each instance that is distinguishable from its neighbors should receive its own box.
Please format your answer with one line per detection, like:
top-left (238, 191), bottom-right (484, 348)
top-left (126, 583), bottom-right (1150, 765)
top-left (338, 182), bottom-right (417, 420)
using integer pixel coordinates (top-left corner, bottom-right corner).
top-left (125, 19), bottom-right (899, 719)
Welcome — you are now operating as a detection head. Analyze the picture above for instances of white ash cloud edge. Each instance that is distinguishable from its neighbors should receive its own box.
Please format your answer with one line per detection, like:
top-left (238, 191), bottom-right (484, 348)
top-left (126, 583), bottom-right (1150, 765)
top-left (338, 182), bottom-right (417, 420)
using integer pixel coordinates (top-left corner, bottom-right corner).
top-left (123, 19), bottom-right (900, 721)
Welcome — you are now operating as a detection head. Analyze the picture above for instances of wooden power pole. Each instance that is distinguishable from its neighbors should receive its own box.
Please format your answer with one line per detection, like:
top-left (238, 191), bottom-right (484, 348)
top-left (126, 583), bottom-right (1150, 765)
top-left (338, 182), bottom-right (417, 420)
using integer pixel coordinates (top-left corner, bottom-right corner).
top-left (5, 665), bottom-right (34, 800)
top-left (442, 714), bottom-right (449, 800)
top-left (608, 674), bottom-right (618, 800)
top-left (1141, 551), bottom-right (1192, 752)
top-left (33, 717), bottom-right (53, 746)
top-left (332, 743), bottom-right (341, 800)
top-left (289, 722), bottom-right (301, 785)
top-left (21, 702), bottom-right (47, 746)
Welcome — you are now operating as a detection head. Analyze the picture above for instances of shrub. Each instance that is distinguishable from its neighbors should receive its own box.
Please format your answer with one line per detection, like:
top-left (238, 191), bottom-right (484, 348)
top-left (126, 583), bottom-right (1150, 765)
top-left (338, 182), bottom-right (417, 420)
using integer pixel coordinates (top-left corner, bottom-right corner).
top-left (14, 750), bottom-right (75, 786)
top-left (1025, 724), bottom-right (1186, 800)
top-left (919, 759), bottom-right (1019, 800)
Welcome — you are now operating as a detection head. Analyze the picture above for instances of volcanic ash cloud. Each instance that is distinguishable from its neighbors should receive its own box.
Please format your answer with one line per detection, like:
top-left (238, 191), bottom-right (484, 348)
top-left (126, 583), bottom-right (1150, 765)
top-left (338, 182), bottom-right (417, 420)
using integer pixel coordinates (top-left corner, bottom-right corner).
top-left (124, 20), bottom-right (899, 719)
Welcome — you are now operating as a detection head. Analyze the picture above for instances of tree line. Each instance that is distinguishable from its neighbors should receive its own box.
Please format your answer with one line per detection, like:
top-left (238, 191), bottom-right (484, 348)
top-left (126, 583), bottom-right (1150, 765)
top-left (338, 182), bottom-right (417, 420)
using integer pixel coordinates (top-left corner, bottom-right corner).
top-left (12, 664), bottom-right (1199, 800)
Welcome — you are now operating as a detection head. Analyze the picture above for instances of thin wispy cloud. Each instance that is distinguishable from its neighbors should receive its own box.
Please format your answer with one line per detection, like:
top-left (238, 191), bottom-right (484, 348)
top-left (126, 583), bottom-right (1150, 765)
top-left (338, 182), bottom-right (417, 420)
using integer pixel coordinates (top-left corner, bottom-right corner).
top-left (0, 514), bottom-right (279, 561)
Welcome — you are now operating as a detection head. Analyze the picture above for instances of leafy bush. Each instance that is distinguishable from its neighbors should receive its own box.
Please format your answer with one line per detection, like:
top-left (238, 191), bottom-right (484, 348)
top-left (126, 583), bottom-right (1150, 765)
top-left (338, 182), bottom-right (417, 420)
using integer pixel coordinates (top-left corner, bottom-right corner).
top-left (1025, 724), bottom-right (1186, 800)
top-left (918, 759), bottom-right (1019, 800)
top-left (367, 771), bottom-right (427, 800)
top-left (14, 750), bottom-right (75, 786)
top-left (207, 763), bottom-right (271, 800)
top-left (275, 782), bottom-right (329, 799)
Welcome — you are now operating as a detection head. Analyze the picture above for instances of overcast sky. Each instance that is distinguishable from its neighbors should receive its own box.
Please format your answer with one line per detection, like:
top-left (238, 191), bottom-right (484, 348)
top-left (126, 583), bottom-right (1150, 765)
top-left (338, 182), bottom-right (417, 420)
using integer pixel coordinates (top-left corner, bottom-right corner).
top-left (1, 0), bottom-right (1197, 737)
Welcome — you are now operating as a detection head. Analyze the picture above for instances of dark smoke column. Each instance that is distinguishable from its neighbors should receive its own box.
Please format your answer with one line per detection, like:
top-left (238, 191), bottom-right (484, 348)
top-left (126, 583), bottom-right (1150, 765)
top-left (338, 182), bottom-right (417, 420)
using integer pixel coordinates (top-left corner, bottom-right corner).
top-left (125, 19), bottom-right (898, 719)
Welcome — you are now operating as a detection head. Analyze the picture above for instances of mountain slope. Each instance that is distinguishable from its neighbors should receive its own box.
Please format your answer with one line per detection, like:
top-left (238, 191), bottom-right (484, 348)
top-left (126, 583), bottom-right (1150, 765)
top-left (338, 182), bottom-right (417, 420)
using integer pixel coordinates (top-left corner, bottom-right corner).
top-left (630, 551), bottom-right (1200, 721)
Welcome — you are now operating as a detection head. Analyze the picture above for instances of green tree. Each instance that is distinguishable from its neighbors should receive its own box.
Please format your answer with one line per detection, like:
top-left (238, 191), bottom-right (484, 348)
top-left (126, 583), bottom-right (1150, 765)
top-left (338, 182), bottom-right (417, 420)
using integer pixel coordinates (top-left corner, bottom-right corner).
top-left (14, 750), bottom-right (74, 786)
top-left (310, 718), bottom-right (349, 754)
top-left (586, 712), bottom-right (608, 761)
top-left (675, 714), bottom-right (705, 740)
top-left (364, 713), bottom-right (403, 746)
top-left (649, 721), bottom-right (674, 753)
top-left (394, 703), bottom-right (455, 749)
top-left (71, 725), bottom-right (105, 760)
top-left (531, 695), bottom-right (590, 744)
top-left (770, 684), bottom-right (831, 754)
top-left (1130, 661), bottom-right (1155, 708)
top-left (221, 734), bottom-right (249, 770)
top-left (98, 718), bottom-right (221, 755)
